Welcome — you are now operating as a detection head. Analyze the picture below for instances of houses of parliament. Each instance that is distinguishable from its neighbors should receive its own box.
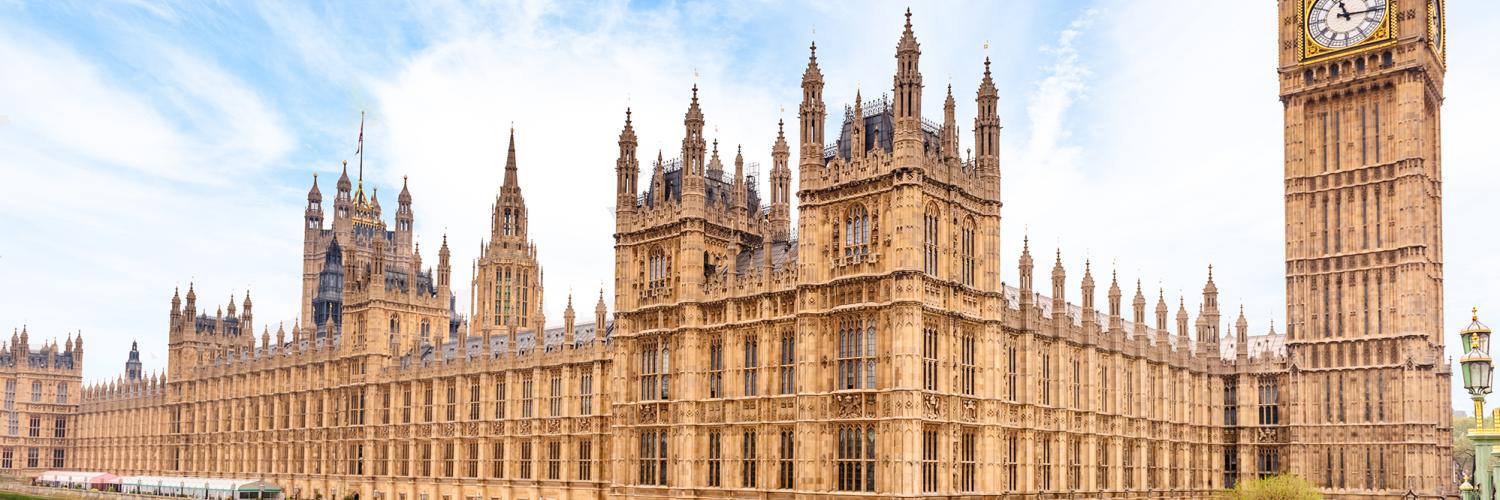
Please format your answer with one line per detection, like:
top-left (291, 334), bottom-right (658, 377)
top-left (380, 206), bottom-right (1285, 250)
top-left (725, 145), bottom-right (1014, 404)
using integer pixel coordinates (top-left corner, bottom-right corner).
top-left (5, 2), bottom-right (1455, 499)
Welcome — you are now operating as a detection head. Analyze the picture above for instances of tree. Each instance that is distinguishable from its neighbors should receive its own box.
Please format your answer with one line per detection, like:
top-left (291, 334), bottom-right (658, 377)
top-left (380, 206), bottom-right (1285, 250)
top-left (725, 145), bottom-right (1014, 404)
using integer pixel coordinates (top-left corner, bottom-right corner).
top-left (1457, 413), bottom-right (1477, 478)
top-left (1221, 474), bottom-right (1322, 500)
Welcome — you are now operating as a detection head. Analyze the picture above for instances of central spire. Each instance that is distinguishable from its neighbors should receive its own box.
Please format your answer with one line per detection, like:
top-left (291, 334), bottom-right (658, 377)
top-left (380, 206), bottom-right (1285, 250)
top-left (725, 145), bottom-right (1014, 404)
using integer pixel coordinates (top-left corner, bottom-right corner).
top-left (504, 126), bottom-right (519, 188)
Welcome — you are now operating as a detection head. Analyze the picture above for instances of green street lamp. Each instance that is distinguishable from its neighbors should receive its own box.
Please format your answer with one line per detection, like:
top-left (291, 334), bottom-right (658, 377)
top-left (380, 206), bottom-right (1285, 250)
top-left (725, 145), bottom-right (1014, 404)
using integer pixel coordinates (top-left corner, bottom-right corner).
top-left (1462, 308), bottom-right (1494, 426)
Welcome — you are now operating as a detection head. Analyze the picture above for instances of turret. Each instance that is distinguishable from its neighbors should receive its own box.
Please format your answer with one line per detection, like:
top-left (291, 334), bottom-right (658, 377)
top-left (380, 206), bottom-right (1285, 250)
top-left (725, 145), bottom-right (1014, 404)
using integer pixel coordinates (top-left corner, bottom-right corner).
top-left (563, 294), bottom-right (576, 341)
top-left (438, 234), bottom-right (452, 294)
top-left (942, 84), bottom-right (958, 162)
top-left (241, 289), bottom-right (253, 333)
top-left (1017, 236), bottom-right (1034, 310)
top-left (1198, 265), bottom-right (1221, 356)
top-left (974, 55), bottom-right (1001, 199)
top-left (334, 161), bottom-right (353, 233)
top-left (1131, 280), bottom-right (1146, 338)
top-left (892, 8), bottom-right (923, 158)
top-left (732, 145), bottom-right (747, 214)
top-left (170, 287), bottom-right (182, 323)
top-left (306, 173), bottom-right (323, 234)
top-left (1176, 296), bottom-right (1190, 350)
top-left (1107, 270), bottom-right (1122, 332)
top-left (1235, 305), bottom-right (1249, 362)
top-left (849, 88), bottom-right (866, 160)
top-left (396, 176), bottom-right (414, 249)
top-left (799, 41), bottom-right (826, 182)
top-left (1155, 289), bottom-right (1168, 336)
top-left (769, 119), bottom-right (792, 242)
top-left (681, 85), bottom-right (708, 203)
top-left (185, 282), bottom-right (197, 317)
top-left (616, 108), bottom-right (640, 213)
top-left (1050, 250), bottom-right (1066, 315)
top-left (595, 288), bottom-right (608, 336)
top-left (1080, 260), bottom-right (1097, 331)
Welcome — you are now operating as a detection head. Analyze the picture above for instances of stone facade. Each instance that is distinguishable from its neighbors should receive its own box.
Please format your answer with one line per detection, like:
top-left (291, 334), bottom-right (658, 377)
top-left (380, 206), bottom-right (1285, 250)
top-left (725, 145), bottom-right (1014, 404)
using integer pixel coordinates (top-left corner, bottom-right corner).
top-left (55, 5), bottom-right (1452, 500)
top-left (0, 328), bottom-right (82, 474)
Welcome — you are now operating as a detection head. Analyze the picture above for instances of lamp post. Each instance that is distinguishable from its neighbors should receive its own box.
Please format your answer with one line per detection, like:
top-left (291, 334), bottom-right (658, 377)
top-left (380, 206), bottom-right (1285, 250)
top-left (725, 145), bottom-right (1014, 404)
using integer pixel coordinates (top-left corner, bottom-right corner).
top-left (1462, 309), bottom-right (1495, 499)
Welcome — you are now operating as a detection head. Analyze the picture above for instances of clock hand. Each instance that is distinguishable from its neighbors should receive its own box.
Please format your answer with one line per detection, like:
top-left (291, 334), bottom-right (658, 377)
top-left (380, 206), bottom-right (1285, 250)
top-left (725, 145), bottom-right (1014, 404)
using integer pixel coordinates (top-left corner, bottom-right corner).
top-left (1343, 6), bottom-right (1386, 16)
top-left (1337, 1), bottom-right (1353, 20)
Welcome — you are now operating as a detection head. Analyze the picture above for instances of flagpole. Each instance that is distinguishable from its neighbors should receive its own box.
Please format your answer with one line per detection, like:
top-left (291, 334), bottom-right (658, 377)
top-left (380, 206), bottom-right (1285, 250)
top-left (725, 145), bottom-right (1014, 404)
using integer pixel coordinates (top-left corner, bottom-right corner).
top-left (357, 111), bottom-right (365, 184)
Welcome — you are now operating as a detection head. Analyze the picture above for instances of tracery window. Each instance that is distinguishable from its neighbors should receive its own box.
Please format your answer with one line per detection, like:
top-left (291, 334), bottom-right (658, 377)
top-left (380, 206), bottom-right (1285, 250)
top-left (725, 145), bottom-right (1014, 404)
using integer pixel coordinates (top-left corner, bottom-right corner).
top-left (743, 335), bottom-right (759, 396)
top-left (707, 431), bottom-right (722, 487)
top-left (640, 340), bottom-right (670, 400)
top-left (741, 430), bottom-right (758, 487)
top-left (923, 205), bottom-right (939, 275)
top-left (521, 373), bottom-right (534, 418)
top-left (549, 370), bottom-right (562, 417)
top-left (836, 318), bottom-right (877, 390)
top-left (921, 428), bottom-right (938, 492)
top-left (960, 216), bottom-right (976, 285)
top-left (647, 249), bottom-right (671, 290)
top-left (580, 371), bottom-right (593, 415)
top-left (959, 330), bottom-right (975, 396)
top-left (841, 205), bottom-right (872, 259)
top-left (958, 430), bottom-right (976, 492)
top-left (922, 327), bottom-right (938, 391)
top-left (835, 425), bottom-right (875, 491)
top-left (778, 329), bottom-right (795, 394)
top-left (708, 336), bottom-right (724, 398)
top-left (639, 428), bottom-right (667, 485)
top-left (778, 429), bottom-right (795, 489)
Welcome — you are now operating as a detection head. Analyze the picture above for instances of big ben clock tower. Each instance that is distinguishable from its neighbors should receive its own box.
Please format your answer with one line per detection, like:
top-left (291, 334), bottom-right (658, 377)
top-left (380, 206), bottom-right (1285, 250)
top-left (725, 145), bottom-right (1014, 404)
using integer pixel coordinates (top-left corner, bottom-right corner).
top-left (1278, 0), bottom-right (1450, 496)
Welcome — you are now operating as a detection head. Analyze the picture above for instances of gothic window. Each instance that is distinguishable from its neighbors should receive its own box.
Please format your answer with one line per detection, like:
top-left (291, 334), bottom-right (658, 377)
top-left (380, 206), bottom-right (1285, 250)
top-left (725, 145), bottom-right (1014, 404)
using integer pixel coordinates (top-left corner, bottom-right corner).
top-left (520, 441), bottom-right (532, 479)
top-left (1037, 433), bottom-right (1052, 491)
top-left (1005, 433), bottom-right (1019, 489)
top-left (959, 331), bottom-right (975, 396)
top-left (1040, 349), bottom-right (1052, 406)
top-left (521, 373), bottom-right (534, 418)
top-left (1224, 378), bottom-right (1238, 426)
top-left (502, 267), bottom-right (513, 326)
top-left (549, 370), bottom-right (563, 417)
top-left (1069, 436), bottom-right (1083, 491)
top-left (491, 442), bottom-right (505, 478)
top-left (842, 205), bottom-right (871, 259)
top-left (55, 383), bottom-right (66, 405)
top-left (921, 428), bottom-right (938, 492)
top-left (743, 335), bottom-right (759, 397)
top-left (1257, 378), bottom-right (1280, 425)
top-left (1259, 447), bottom-right (1280, 479)
top-left (923, 205), bottom-right (939, 275)
top-left (836, 318), bottom-right (877, 390)
top-left (445, 378), bottom-right (457, 421)
top-left (707, 431), bottom-right (722, 487)
top-left (960, 216), bottom-right (976, 286)
top-left (778, 429), bottom-right (794, 489)
top-left (422, 382), bottom-right (434, 423)
top-left (708, 336), bottom-right (724, 398)
top-left (1097, 439), bottom-right (1110, 490)
top-left (778, 329), bottom-right (795, 394)
top-left (835, 425), bottom-right (875, 492)
top-left (1071, 358), bottom-right (1082, 408)
top-left (641, 340), bottom-right (671, 400)
top-left (958, 430), bottom-right (976, 492)
top-left (647, 249), bottom-right (671, 290)
top-left (922, 327), bottom-right (938, 391)
top-left (638, 429), bottom-right (667, 485)
top-left (578, 439), bottom-right (593, 481)
top-left (580, 371), bottom-right (593, 416)
top-left (741, 430), bottom-right (758, 488)
top-left (520, 275), bottom-right (530, 325)
top-left (547, 440), bottom-right (561, 480)
top-left (1006, 345), bottom-right (1018, 402)
top-left (494, 374), bottom-right (506, 419)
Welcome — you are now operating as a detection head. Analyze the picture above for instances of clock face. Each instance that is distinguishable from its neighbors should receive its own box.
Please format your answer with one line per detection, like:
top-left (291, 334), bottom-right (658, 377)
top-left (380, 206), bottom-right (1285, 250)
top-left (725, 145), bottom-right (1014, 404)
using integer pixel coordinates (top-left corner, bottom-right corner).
top-left (1432, 0), bottom-right (1444, 52)
top-left (1307, 0), bottom-right (1389, 50)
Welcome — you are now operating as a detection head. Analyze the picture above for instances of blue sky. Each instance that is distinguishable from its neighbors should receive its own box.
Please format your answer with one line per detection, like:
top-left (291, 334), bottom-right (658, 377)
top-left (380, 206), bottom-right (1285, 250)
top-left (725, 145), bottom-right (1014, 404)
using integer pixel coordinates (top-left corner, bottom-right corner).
top-left (1, 1), bottom-right (1497, 411)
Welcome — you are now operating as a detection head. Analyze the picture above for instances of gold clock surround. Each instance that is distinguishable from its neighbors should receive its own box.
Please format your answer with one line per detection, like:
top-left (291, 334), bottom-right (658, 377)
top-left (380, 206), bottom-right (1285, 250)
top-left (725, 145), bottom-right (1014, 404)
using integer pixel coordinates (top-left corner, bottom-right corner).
top-left (1300, 0), bottom-right (1397, 63)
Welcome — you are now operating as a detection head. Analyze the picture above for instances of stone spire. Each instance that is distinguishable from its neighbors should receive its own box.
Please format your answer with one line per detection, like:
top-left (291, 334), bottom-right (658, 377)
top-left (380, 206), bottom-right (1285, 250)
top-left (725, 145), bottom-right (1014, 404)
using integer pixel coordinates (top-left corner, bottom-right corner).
top-left (799, 40), bottom-right (826, 177)
top-left (893, 8), bottom-right (924, 154)
top-left (769, 117), bottom-right (792, 242)
top-left (1235, 305), bottom-right (1250, 361)
top-left (617, 108), bottom-right (639, 213)
top-left (942, 83), bottom-right (958, 161)
top-left (1107, 269), bottom-right (1122, 332)
top-left (503, 126), bottom-right (520, 189)
top-left (1155, 288), bottom-right (1169, 332)
top-left (1080, 260), bottom-right (1097, 329)
top-left (1050, 249), bottom-right (1066, 311)
top-left (974, 51), bottom-right (1000, 199)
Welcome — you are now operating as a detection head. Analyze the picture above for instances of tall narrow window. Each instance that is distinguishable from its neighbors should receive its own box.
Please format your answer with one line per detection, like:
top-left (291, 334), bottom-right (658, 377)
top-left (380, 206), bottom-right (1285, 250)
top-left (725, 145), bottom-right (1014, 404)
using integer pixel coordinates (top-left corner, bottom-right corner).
top-left (959, 430), bottom-right (976, 492)
top-left (580, 371), bottom-right (593, 416)
top-left (778, 329), bottom-right (795, 394)
top-left (578, 439), bottom-right (593, 481)
top-left (549, 370), bottom-right (563, 417)
top-left (1006, 345), bottom-right (1018, 402)
top-left (522, 374), bottom-right (534, 418)
top-left (741, 430), bottom-right (758, 488)
top-left (921, 428), bottom-right (938, 492)
top-left (640, 340), bottom-right (670, 400)
top-left (494, 374), bottom-right (507, 419)
top-left (743, 335), bottom-right (759, 397)
top-left (1040, 350), bottom-right (1053, 406)
top-left (960, 331), bottom-right (976, 396)
top-left (1038, 434), bottom-right (1053, 491)
top-left (1069, 436), bottom-right (1082, 490)
top-left (922, 327), bottom-right (938, 391)
top-left (707, 431), bottom-right (722, 487)
top-left (638, 429), bottom-right (668, 486)
top-left (960, 217), bottom-right (976, 286)
top-left (1224, 379), bottom-right (1238, 426)
top-left (836, 425), bottom-right (876, 491)
top-left (520, 441), bottom-right (533, 479)
top-left (708, 336), bottom-right (724, 398)
top-left (778, 429), bottom-right (794, 489)
top-left (468, 378), bottom-right (480, 421)
top-left (491, 442), bottom-right (504, 479)
top-left (923, 207), bottom-right (939, 275)
top-left (547, 440), bottom-right (561, 480)
top-left (836, 318), bottom-right (877, 390)
top-left (1006, 433), bottom-right (1019, 489)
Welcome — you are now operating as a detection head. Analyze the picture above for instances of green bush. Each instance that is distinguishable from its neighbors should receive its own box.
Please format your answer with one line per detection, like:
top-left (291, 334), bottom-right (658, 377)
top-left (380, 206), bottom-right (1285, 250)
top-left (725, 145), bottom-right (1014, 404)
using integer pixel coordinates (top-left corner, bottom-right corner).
top-left (1222, 474), bottom-right (1323, 500)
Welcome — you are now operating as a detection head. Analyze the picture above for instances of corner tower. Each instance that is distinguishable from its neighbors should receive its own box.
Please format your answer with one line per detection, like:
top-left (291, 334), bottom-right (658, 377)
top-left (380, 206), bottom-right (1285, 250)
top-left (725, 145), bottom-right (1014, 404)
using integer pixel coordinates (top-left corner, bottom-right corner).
top-left (1277, 0), bottom-right (1449, 495)
top-left (474, 128), bottom-right (546, 349)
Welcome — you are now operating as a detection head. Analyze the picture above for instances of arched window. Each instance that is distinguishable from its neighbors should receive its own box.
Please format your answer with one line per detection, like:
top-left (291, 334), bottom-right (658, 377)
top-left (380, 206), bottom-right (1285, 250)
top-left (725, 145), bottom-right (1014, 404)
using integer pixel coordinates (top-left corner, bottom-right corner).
top-left (923, 205), bottom-right (939, 275)
top-left (836, 317), bottom-right (877, 390)
top-left (842, 205), bottom-right (871, 259)
top-left (647, 248), bottom-right (670, 289)
top-left (960, 216), bottom-right (976, 286)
